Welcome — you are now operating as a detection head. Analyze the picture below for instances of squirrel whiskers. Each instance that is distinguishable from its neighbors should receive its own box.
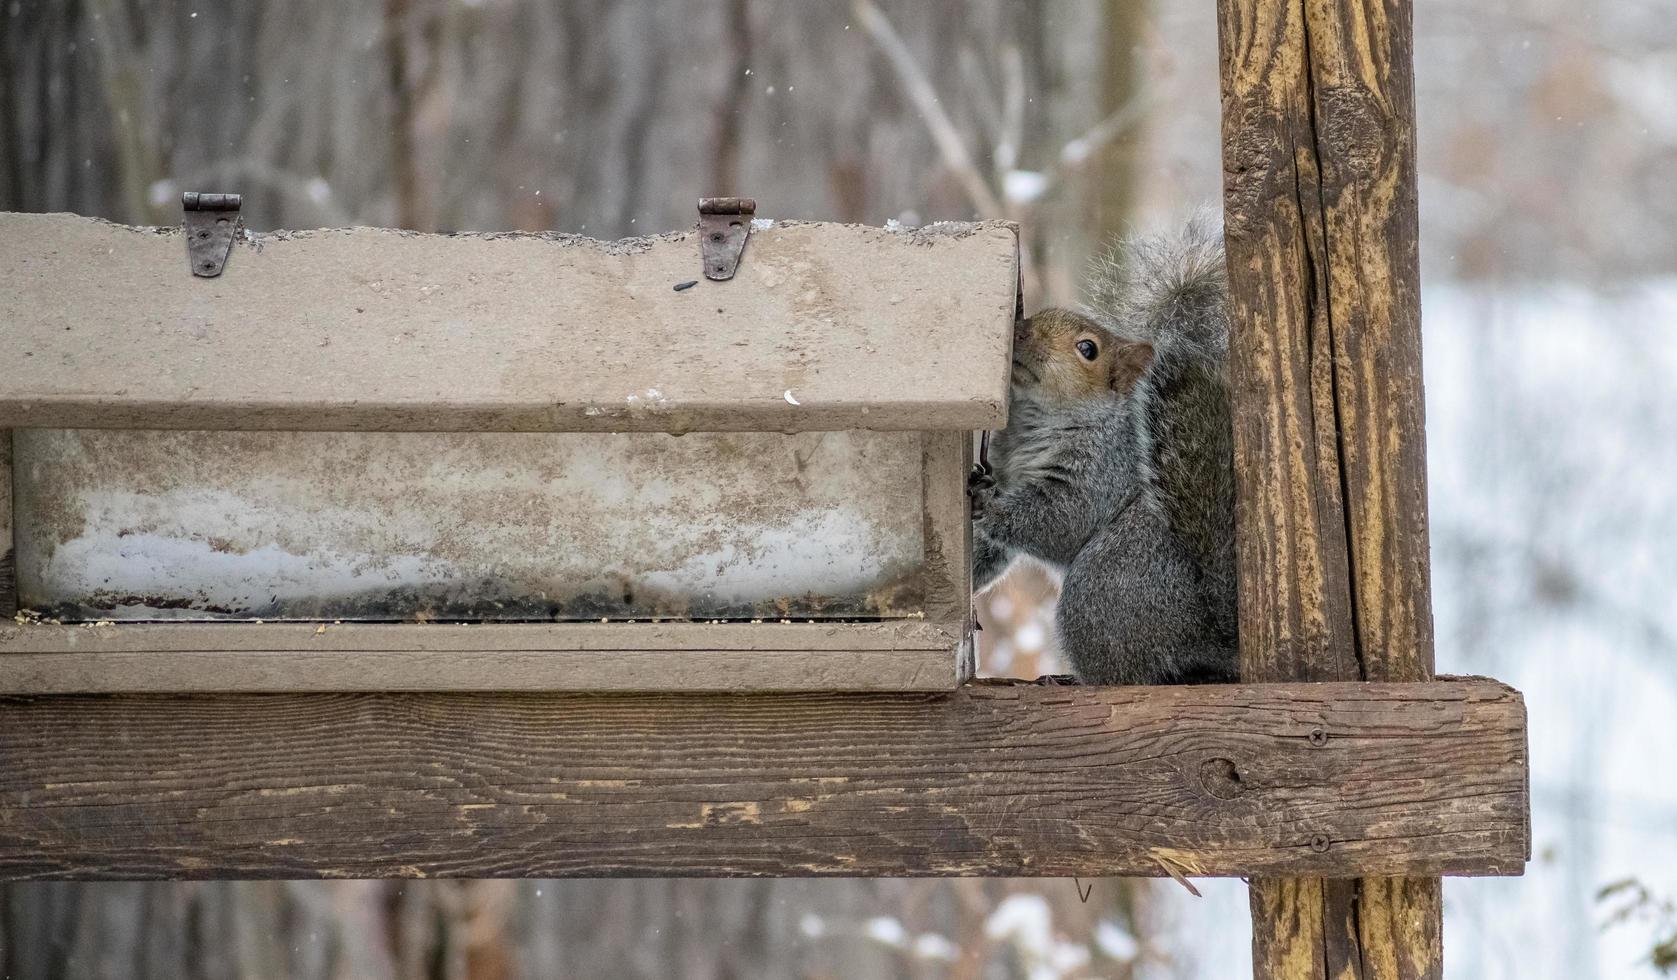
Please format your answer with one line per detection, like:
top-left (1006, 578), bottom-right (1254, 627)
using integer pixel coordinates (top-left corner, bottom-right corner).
top-left (971, 219), bottom-right (1237, 685)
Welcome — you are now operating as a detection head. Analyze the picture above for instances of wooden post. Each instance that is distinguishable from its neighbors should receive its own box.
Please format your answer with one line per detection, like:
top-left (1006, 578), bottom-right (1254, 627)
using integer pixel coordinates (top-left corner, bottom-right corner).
top-left (1216, 0), bottom-right (1440, 977)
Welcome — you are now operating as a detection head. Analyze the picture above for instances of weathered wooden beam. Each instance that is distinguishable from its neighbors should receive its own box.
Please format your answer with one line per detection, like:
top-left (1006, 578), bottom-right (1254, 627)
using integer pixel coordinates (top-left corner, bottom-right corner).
top-left (0, 679), bottom-right (1528, 880)
top-left (1217, 0), bottom-right (1450, 976)
top-left (0, 213), bottom-right (1017, 434)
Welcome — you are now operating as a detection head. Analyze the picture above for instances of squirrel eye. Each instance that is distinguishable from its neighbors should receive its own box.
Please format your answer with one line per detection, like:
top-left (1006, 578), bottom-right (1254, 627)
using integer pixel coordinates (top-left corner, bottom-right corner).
top-left (1075, 339), bottom-right (1099, 361)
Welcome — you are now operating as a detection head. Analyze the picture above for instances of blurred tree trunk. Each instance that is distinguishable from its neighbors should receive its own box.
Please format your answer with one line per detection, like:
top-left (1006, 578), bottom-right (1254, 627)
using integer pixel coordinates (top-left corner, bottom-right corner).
top-left (1094, 0), bottom-right (1144, 245)
top-left (83, 0), bottom-right (164, 224)
top-left (710, 0), bottom-right (754, 194)
top-left (383, 0), bottom-right (421, 231)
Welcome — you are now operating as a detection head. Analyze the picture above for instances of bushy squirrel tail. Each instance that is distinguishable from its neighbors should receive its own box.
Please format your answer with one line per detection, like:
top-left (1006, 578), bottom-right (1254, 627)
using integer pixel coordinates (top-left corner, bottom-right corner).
top-left (1081, 213), bottom-right (1228, 361)
top-left (1085, 217), bottom-right (1238, 645)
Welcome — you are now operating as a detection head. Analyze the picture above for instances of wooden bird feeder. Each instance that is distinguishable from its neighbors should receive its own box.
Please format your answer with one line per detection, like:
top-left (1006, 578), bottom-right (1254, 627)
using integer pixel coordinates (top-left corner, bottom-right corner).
top-left (0, 208), bottom-right (1013, 693)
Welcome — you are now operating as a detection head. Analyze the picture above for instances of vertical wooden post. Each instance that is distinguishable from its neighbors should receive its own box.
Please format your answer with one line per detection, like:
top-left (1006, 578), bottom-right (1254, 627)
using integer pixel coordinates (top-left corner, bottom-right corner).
top-left (1216, 0), bottom-right (1440, 977)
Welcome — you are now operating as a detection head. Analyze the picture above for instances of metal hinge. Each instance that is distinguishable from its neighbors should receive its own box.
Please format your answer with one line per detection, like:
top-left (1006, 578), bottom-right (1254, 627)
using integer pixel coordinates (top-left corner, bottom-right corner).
top-left (182, 192), bottom-right (242, 278)
top-left (697, 197), bottom-right (755, 281)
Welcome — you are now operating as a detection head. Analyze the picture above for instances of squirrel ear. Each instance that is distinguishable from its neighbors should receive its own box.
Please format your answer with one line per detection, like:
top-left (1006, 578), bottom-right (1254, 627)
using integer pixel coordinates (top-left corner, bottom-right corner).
top-left (1109, 341), bottom-right (1154, 394)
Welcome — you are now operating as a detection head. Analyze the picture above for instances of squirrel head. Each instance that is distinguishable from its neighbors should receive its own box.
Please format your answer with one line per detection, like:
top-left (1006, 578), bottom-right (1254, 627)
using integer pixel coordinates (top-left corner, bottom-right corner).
top-left (1010, 308), bottom-right (1154, 406)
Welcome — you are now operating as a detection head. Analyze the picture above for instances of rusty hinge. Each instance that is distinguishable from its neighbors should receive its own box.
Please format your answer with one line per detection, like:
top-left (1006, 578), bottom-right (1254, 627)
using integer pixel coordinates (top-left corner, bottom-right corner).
top-left (698, 197), bottom-right (755, 281)
top-left (182, 192), bottom-right (242, 278)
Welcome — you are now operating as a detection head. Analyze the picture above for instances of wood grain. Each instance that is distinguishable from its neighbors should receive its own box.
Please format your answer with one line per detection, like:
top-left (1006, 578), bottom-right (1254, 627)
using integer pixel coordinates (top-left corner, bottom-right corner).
top-left (1218, 0), bottom-right (1447, 975)
top-left (0, 622), bottom-right (965, 693)
top-left (0, 679), bottom-right (1529, 880)
top-left (0, 214), bottom-right (1017, 434)
top-left (1218, 0), bottom-right (1356, 683)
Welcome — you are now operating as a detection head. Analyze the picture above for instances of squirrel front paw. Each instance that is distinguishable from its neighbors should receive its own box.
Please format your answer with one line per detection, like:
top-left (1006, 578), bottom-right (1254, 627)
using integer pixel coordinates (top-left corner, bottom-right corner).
top-left (968, 463), bottom-right (997, 519)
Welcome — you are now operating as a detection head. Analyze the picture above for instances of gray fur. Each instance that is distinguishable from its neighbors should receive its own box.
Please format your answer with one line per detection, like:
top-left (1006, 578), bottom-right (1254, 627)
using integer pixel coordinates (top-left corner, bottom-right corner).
top-left (974, 219), bottom-right (1237, 684)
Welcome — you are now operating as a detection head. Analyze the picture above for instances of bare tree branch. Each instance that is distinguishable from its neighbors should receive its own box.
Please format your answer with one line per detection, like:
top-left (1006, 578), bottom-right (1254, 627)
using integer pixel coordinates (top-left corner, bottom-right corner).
top-left (852, 0), bottom-right (1004, 219)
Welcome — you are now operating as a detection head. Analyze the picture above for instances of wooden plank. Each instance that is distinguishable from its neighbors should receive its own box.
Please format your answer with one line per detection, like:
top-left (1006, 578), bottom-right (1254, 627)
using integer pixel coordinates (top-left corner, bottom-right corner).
top-left (0, 214), bottom-right (1018, 433)
top-left (0, 621), bottom-right (962, 653)
top-left (0, 622), bottom-right (964, 692)
top-left (0, 430), bottom-right (12, 619)
top-left (12, 429), bottom-right (928, 623)
top-left (0, 679), bottom-right (1530, 880)
top-left (1217, 0), bottom-right (1448, 976)
top-left (0, 649), bottom-right (961, 693)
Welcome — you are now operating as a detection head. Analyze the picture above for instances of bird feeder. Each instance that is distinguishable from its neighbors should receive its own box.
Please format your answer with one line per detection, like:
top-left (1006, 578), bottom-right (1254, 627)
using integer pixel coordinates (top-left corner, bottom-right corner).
top-left (0, 202), bottom-right (1017, 692)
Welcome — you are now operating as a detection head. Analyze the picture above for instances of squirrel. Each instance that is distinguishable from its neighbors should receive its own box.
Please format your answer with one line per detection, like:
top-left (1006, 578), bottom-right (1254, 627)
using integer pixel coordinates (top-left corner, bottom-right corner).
top-left (970, 219), bottom-right (1236, 685)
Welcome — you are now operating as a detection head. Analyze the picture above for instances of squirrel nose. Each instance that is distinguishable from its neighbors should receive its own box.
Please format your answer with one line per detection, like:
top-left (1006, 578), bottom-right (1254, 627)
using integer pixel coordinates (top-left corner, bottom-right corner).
top-left (1013, 316), bottom-right (1030, 343)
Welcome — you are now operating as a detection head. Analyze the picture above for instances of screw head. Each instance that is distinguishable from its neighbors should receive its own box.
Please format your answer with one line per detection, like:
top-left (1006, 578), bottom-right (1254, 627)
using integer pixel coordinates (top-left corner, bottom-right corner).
top-left (1310, 834), bottom-right (1331, 852)
top-left (1308, 727), bottom-right (1329, 747)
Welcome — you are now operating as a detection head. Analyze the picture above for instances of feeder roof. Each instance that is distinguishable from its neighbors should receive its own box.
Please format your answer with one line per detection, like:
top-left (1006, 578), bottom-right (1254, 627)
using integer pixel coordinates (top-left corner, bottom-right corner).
top-left (0, 212), bottom-right (1017, 433)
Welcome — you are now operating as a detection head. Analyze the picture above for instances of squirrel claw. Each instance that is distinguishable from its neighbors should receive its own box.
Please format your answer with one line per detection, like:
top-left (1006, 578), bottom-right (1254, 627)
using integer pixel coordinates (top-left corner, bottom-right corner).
top-left (972, 473), bottom-right (992, 520)
top-left (967, 465), bottom-right (996, 519)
